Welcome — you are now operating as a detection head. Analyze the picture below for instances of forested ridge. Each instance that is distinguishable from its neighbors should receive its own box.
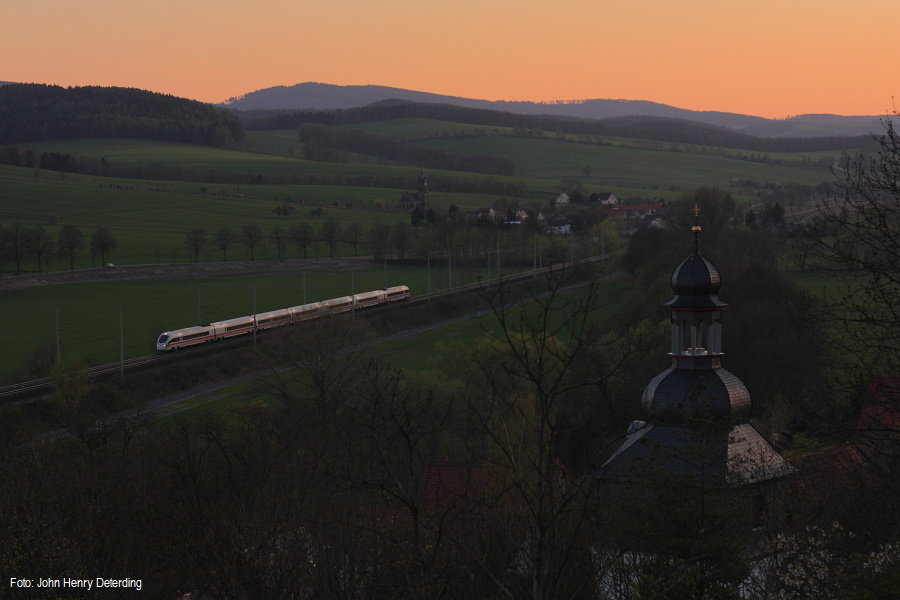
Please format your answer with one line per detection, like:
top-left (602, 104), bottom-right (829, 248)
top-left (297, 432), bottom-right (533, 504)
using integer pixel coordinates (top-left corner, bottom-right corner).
top-left (0, 84), bottom-right (245, 146)
top-left (236, 100), bottom-right (878, 153)
top-left (298, 122), bottom-right (517, 176)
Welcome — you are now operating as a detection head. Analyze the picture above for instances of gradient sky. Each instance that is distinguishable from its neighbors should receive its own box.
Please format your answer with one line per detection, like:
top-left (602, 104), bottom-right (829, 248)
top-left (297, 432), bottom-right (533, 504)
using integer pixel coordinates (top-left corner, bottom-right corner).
top-left (5, 0), bottom-right (897, 118)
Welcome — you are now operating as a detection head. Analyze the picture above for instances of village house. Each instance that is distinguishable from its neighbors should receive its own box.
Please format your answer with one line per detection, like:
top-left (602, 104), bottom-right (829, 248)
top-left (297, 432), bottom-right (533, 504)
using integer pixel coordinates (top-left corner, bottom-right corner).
top-left (592, 192), bottom-right (619, 205)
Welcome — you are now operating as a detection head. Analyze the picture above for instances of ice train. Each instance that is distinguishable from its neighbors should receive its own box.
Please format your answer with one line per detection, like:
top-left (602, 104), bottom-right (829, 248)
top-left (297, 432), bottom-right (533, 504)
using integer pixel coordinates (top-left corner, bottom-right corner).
top-left (156, 285), bottom-right (409, 352)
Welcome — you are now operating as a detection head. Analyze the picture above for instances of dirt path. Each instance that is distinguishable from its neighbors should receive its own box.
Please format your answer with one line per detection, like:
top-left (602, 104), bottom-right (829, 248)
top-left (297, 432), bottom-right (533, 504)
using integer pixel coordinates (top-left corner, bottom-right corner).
top-left (0, 257), bottom-right (376, 292)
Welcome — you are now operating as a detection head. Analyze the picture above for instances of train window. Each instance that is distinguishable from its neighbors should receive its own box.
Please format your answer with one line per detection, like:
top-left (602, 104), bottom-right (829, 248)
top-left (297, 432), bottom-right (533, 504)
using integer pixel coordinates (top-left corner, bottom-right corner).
top-left (158, 334), bottom-right (169, 344)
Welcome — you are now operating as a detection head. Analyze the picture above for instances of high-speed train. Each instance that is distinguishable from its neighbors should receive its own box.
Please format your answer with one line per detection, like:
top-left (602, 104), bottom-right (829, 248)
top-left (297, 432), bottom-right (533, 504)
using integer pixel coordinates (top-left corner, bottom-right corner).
top-left (156, 285), bottom-right (409, 352)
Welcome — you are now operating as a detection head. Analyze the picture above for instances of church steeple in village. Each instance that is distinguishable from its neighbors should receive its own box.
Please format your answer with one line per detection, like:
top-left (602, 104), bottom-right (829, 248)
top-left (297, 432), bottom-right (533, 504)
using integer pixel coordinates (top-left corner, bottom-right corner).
top-left (397, 168), bottom-right (429, 213)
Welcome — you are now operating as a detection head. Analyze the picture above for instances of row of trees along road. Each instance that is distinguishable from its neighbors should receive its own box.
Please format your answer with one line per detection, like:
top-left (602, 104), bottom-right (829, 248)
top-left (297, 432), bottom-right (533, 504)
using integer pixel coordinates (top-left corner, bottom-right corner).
top-left (0, 223), bottom-right (117, 274)
top-left (180, 216), bottom-right (610, 265)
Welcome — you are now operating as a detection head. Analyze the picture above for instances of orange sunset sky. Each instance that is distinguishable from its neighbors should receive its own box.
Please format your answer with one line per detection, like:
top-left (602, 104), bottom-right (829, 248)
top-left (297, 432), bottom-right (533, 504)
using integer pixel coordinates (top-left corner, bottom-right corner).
top-left (5, 0), bottom-right (897, 119)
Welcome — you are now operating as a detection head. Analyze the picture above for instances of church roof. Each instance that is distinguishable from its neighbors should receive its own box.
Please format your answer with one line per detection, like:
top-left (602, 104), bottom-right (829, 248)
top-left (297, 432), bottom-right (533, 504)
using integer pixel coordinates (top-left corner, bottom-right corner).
top-left (596, 422), bottom-right (795, 484)
top-left (642, 367), bottom-right (751, 424)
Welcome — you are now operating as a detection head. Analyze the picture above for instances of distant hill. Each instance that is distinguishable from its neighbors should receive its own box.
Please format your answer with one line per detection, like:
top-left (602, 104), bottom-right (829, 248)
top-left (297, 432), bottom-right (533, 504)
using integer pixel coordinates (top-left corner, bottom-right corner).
top-left (0, 83), bottom-right (245, 146)
top-left (223, 82), bottom-right (886, 138)
top-left (234, 99), bottom-right (878, 155)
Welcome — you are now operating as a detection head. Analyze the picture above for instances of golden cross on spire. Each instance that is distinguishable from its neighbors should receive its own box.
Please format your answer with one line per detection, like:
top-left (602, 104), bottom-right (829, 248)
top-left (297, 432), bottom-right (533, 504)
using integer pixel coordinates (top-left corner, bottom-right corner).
top-left (692, 203), bottom-right (701, 252)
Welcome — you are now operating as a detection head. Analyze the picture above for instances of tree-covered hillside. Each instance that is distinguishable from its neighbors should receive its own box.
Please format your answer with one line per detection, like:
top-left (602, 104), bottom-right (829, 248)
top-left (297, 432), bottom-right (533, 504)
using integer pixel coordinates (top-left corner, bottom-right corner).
top-left (0, 84), bottom-right (245, 146)
top-left (236, 100), bottom-right (878, 154)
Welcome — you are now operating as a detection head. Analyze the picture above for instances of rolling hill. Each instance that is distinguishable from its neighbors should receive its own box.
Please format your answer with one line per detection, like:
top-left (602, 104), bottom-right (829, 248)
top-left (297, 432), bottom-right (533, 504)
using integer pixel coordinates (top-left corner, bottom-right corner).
top-left (222, 82), bottom-right (887, 138)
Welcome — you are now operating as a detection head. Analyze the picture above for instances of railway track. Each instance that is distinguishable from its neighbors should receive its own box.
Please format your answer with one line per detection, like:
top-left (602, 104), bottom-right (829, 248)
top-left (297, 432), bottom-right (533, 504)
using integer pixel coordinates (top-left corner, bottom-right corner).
top-left (0, 257), bottom-right (605, 402)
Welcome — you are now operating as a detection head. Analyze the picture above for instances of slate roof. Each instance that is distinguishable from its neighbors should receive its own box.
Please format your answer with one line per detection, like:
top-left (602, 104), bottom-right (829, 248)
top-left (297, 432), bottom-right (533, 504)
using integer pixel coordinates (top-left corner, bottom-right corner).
top-left (642, 367), bottom-right (751, 424)
top-left (595, 422), bottom-right (795, 484)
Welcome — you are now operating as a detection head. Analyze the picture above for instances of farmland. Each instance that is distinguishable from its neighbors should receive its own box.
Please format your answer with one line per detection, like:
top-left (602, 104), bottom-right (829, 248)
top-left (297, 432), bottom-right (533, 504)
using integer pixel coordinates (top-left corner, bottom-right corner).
top-left (2, 124), bottom-right (842, 267)
top-left (0, 107), bottom-right (864, 381)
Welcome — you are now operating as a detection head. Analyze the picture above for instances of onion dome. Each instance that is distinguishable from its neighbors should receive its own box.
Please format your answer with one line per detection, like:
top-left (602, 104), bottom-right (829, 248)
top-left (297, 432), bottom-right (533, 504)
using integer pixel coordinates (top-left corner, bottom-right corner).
top-left (641, 367), bottom-right (751, 424)
top-left (666, 253), bottom-right (726, 308)
top-left (665, 206), bottom-right (726, 309)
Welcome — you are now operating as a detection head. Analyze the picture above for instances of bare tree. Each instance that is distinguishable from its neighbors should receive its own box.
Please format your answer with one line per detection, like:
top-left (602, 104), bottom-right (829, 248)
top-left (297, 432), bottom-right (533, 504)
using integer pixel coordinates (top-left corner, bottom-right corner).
top-left (343, 221), bottom-right (363, 256)
top-left (184, 228), bottom-right (208, 263)
top-left (392, 223), bottom-right (410, 260)
top-left (2, 222), bottom-right (31, 274)
top-left (367, 222), bottom-right (390, 260)
top-left (90, 227), bottom-right (117, 265)
top-left (800, 115), bottom-right (900, 552)
top-left (57, 224), bottom-right (84, 271)
top-left (211, 227), bottom-right (237, 261)
top-left (669, 187), bottom-right (736, 248)
top-left (270, 225), bottom-right (288, 260)
top-left (0, 223), bottom-right (6, 275)
top-left (241, 223), bottom-right (264, 261)
top-left (319, 217), bottom-right (342, 258)
top-left (445, 273), bottom-right (616, 600)
top-left (289, 222), bottom-right (313, 259)
top-left (29, 225), bottom-right (55, 272)
top-left (803, 115), bottom-right (900, 381)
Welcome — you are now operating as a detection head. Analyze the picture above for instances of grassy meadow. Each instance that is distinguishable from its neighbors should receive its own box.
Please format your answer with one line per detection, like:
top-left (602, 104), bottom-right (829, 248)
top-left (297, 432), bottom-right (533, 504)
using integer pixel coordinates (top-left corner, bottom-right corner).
top-left (0, 260), bottom-right (544, 379)
top-left (0, 116), bottom-right (855, 380)
top-left (2, 123), bottom-right (842, 272)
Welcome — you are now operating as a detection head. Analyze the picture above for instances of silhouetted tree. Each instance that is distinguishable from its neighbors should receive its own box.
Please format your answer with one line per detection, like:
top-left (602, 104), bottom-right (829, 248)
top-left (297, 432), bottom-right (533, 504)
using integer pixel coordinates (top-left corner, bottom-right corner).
top-left (392, 223), bottom-right (410, 260)
top-left (803, 115), bottom-right (900, 381)
top-left (319, 217), bottom-right (342, 258)
top-left (184, 228), bottom-right (207, 262)
top-left (343, 221), bottom-right (363, 256)
top-left (57, 224), bottom-right (84, 270)
top-left (211, 227), bottom-right (237, 261)
top-left (28, 225), bottom-right (54, 272)
top-left (1, 222), bottom-right (30, 274)
top-left (368, 223), bottom-right (390, 260)
top-left (669, 187), bottom-right (736, 248)
top-left (271, 225), bottom-right (288, 260)
top-left (241, 223), bottom-right (264, 261)
top-left (289, 222), bottom-right (313, 259)
top-left (90, 227), bottom-right (117, 265)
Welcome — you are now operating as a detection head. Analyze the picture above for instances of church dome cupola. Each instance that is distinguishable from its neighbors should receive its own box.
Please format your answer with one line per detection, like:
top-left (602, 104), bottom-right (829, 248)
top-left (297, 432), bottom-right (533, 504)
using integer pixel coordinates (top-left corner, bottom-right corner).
top-left (666, 204), bottom-right (726, 309)
top-left (596, 203), bottom-right (795, 485)
top-left (662, 205), bottom-right (728, 369)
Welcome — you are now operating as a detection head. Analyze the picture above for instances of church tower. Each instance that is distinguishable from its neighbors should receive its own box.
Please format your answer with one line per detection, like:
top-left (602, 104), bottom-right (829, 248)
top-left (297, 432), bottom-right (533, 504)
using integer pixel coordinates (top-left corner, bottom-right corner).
top-left (596, 206), bottom-right (794, 484)
top-left (416, 168), bottom-right (429, 213)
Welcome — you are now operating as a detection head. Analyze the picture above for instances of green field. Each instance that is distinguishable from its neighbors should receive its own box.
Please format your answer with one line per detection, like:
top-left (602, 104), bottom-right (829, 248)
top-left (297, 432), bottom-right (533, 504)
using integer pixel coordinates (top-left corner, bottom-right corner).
top-left (375, 280), bottom-right (631, 372)
top-left (419, 135), bottom-right (834, 189)
top-left (0, 115), bottom-right (860, 382)
top-left (1, 126), bottom-right (843, 273)
top-left (0, 261), bottom-right (542, 379)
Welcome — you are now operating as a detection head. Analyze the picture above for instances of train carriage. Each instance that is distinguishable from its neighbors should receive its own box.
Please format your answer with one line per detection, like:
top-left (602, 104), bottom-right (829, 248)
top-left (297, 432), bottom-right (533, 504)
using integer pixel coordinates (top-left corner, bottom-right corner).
top-left (353, 289), bottom-right (386, 309)
top-left (156, 325), bottom-right (215, 352)
top-left (254, 308), bottom-right (293, 330)
top-left (322, 295), bottom-right (354, 314)
top-left (288, 302), bottom-right (324, 322)
top-left (209, 315), bottom-right (255, 341)
top-left (385, 285), bottom-right (410, 302)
